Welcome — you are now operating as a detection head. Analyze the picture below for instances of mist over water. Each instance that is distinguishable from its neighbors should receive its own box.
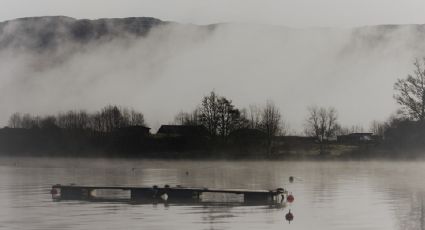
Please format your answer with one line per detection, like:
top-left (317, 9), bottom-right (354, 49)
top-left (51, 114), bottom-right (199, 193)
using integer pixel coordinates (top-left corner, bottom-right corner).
top-left (1, 158), bottom-right (425, 230)
top-left (1, 18), bottom-right (425, 131)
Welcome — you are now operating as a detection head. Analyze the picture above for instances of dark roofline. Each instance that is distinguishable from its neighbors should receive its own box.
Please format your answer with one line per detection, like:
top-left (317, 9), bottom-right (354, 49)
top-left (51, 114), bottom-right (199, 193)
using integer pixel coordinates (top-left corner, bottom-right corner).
top-left (156, 124), bottom-right (208, 135)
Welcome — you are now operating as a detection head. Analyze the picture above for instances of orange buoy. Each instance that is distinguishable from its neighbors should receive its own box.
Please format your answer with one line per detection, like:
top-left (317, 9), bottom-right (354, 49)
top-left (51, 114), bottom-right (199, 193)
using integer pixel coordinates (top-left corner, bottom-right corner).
top-left (287, 194), bottom-right (294, 203)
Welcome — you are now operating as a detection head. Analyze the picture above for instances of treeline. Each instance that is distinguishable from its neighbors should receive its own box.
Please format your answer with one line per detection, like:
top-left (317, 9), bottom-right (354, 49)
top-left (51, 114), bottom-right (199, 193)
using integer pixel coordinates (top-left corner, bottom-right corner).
top-left (0, 92), bottom-right (286, 158)
top-left (8, 105), bottom-right (145, 132)
top-left (170, 91), bottom-right (284, 156)
top-left (0, 106), bottom-right (154, 157)
top-left (368, 58), bottom-right (425, 156)
top-left (367, 116), bottom-right (425, 156)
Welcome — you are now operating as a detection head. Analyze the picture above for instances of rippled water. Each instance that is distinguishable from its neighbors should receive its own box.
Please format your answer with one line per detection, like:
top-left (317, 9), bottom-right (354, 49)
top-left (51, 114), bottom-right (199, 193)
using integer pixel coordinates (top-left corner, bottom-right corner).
top-left (0, 157), bottom-right (424, 230)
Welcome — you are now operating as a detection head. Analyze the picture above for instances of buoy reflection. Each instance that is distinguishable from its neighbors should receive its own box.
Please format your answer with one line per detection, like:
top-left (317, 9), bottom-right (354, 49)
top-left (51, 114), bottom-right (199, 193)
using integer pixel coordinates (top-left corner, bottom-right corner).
top-left (285, 209), bottom-right (294, 223)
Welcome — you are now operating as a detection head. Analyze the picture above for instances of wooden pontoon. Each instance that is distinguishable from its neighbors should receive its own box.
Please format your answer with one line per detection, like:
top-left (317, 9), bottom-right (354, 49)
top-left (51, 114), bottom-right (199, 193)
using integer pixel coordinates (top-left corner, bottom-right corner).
top-left (50, 184), bottom-right (288, 204)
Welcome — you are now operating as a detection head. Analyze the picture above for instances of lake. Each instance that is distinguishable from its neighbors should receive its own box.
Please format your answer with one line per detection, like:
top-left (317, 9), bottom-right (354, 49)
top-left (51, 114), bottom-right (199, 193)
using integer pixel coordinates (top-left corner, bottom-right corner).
top-left (0, 157), bottom-right (424, 230)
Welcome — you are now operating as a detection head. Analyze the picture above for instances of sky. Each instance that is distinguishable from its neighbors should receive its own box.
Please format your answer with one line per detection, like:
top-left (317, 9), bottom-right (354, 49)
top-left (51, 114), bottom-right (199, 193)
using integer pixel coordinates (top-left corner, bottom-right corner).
top-left (1, 0), bottom-right (425, 27)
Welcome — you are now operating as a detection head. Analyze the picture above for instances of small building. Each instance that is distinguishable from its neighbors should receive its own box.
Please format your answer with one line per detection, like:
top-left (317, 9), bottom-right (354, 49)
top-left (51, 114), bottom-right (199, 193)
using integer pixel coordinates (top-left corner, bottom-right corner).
top-left (337, 133), bottom-right (380, 144)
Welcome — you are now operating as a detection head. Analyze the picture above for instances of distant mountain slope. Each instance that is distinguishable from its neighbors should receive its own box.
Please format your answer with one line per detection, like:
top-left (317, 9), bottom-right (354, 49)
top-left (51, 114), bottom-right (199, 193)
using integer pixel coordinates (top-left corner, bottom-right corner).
top-left (1, 16), bottom-right (425, 52)
top-left (0, 16), bottom-right (166, 50)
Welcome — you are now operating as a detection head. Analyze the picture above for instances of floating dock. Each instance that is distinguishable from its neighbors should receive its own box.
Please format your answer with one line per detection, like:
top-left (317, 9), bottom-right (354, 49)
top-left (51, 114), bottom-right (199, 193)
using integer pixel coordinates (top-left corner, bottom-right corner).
top-left (51, 184), bottom-right (288, 204)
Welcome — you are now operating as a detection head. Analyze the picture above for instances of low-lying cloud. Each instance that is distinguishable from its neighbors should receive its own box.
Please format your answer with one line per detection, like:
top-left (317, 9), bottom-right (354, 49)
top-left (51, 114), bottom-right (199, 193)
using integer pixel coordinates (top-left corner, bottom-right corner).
top-left (1, 17), bottom-right (425, 132)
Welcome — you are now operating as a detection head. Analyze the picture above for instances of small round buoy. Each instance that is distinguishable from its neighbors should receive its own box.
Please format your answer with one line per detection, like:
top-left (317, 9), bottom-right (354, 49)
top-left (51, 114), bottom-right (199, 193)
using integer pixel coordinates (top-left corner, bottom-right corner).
top-left (289, 176), bottom-right (294, 183)
top-left (285, 210), bottom-right (294, 223)
top-left (287, 194), bottom-right (294, 203)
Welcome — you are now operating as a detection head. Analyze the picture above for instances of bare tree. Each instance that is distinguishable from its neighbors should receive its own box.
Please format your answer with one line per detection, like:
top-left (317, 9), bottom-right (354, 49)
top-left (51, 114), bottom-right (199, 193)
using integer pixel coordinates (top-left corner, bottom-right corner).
top-left (305, 106), bottom-right (338, 140)
top-left (76, 111), bottom-right (89, 129)
top-left (394, 58), bottom-right (425, 121)
top-left (325, 107), bottom-right (338, 138)
top-left (100, 105), bottom-right (124, 132)
top-left (130, 110), bottom-right (145, 126)
top-left (89, 112), bottom-right (103, 132)
top-left (260, 101), bottom-right (282, 155)
top-left (261, 101), bottom-right (282, 137)
top-left (199, 91), bottom-right (220, 136)
top-left (21, 114), bottom-right (38, 129)
top-left (122, 108), bottom-right (145, 126)
top-left (305, 106), bottom-right (339, 154)
top-left (57, 110), bottom-right (89, 129)
top-left (198, 91), bottom-right (245, 138)
top-left (174, 110), bottom-right (199, 126)
top-left (369, 120), bottom-right (386, 137)
top-left (174, 112), bottom-right (187, 125)
top-left (217, 97), bottom-right (233, 137)
top-left (247, 104), bottom-right (262, 129)
top-left (216, 97), bottom-right (245, 138)
top-left (8, 113), bottom-right (22, 128)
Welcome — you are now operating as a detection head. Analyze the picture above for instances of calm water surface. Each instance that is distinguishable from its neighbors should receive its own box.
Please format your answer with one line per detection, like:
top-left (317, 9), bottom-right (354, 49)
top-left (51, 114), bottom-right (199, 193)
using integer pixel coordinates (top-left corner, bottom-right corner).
top-left (0, 157), bottom-right (424, 230)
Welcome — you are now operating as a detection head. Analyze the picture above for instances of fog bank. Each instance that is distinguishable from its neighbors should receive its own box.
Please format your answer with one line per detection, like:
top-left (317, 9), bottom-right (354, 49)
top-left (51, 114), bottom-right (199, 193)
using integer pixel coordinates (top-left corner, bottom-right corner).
top-left (1, 17), bottom-right (425, 132)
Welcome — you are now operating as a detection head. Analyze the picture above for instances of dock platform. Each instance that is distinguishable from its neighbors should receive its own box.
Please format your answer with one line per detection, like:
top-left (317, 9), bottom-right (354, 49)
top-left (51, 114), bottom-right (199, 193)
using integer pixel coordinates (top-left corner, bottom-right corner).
top-left (50, 184), bottom-right (288, 204)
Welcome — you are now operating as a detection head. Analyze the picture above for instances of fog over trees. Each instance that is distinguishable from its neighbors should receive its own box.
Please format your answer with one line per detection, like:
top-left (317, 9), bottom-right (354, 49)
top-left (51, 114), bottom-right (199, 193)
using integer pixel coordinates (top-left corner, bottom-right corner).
top-left (2, 59), bottom-right (425, 158)
top-left (2, 17), bottom-right (425, 132)
top-left (2, 17), bottom-right (425, 158)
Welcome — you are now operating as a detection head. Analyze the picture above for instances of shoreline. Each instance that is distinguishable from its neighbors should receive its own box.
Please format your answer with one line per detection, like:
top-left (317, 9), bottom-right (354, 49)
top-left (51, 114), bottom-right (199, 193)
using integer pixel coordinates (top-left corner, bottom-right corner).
top-left (1, 149), bottom-right (424, 161)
